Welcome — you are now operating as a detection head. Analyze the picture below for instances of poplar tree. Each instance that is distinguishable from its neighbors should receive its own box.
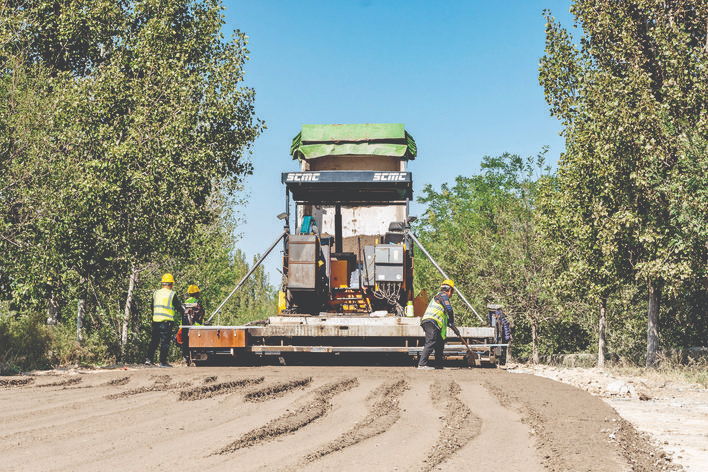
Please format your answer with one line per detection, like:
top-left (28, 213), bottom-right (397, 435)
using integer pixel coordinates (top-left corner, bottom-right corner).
top-left (1, 0), bottom-right (262, 358)
top-left (539, 1), bottom-right (708, 367)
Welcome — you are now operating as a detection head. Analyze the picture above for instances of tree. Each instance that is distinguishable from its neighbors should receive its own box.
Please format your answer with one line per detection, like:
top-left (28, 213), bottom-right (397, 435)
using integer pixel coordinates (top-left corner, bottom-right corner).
top-left (539, 1), bottom-right (708, 367)
top-left (536, 169), bottom-right (631, 368)
top-left (1, 0), bottom-right (263, 360)
top-left (415, 152), bottom-right (557, 363)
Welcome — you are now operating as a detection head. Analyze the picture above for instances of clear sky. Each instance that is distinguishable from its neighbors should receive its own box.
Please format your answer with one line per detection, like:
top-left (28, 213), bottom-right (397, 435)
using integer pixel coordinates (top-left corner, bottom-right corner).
top-left (221, 0), bottom-right (576, 283)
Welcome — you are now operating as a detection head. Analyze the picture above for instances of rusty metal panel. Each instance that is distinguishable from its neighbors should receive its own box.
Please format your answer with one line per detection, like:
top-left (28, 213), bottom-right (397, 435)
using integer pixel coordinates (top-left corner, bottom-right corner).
top-left (331, 260), bottom-right (348, 287)
top-left (189, 328), bottom-right (248, 348)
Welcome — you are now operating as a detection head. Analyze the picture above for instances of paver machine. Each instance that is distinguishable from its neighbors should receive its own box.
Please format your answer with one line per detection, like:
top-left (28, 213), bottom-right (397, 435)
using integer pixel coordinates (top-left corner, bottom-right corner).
top-left (185, 124), bottom-right (506, 365)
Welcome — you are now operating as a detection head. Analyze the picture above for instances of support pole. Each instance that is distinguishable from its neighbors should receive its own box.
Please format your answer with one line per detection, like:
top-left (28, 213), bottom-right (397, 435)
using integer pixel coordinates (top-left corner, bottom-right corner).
top-left (207, 228), bottom-right (289, 324)
top-left (406, 229), bottom-right (485, 324)
top-left (334, 204), bottom-right (342, 254)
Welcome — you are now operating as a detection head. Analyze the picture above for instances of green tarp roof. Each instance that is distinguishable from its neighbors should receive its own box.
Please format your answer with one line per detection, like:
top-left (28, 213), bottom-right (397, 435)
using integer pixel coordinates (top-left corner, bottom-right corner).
top-left (290, 123), bottom-right (417, 161)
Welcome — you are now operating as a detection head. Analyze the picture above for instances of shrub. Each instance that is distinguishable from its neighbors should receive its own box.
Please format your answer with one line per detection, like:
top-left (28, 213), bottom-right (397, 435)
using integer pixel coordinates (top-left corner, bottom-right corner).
top-left (0, 312), bottom-right (53, 374)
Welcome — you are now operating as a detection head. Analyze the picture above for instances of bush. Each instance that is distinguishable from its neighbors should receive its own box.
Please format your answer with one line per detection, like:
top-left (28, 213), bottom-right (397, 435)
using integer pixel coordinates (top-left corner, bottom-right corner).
top-left (0, 312), bottom-right (53, 374)
top-left (49, 321), bottom-right (113, 367)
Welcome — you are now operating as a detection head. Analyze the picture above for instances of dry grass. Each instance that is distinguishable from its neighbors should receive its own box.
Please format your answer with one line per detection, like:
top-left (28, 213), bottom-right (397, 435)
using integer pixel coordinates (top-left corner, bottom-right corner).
top-left (606, 353), bottom-right (708, 389)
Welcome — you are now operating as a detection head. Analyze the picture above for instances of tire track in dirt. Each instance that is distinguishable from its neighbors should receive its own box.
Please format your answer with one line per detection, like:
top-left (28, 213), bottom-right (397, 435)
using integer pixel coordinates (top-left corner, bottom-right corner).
top-left (74, 375), bottom-right (132, 389)
top-left (103, 375), bottom-right (130, 387)
top-left (243, 377), bottom-right (313, 403)
top-left (215, 377), bottom-right (359, 455)
top-left (421, 379), bottom-right (482, 472)
top-left (0, 377), bottom-right (34, 388)
top-left (45, 375), bottom-right (130, 390)
top-left (36, 376), bottom-right (82, 388)
top-left (179, 377), bottom-right (265, 401)
top-left (483, 378), bottom-right (589, 472)
top-left (106, 374), bottom-right (192, 399)
top-left (299, 378), bottom-right (409, 465)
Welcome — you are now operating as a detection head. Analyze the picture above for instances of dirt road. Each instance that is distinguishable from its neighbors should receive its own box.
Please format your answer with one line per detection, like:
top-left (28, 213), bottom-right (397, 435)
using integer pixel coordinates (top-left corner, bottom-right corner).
top-left (0, 365), bottom-right (679, 472)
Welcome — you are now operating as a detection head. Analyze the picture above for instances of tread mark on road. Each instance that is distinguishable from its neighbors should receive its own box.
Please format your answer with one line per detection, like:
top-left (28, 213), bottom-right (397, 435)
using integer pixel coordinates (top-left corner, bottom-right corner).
top-left (421, 380), bottom-right (481, 471)
top-left (179, 377), bottom-right (265, 401)
top-left (0, 377), bottom-right (34, 388)
top-left (215, 377), bottom-right (359, 455)
top-left (244, 377), bottom-right (313, 403)
top-left (36, 377), bottom-right (82, 388)
top-left (302, 378), bottom-right (409, 464)
top-left (106, 378), bottom-right (193, 399)
top-left (103, 376), bottom-right (130, 387)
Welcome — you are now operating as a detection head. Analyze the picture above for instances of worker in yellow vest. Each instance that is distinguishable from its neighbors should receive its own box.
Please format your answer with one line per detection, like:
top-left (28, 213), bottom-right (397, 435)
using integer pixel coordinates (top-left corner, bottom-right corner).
top-left (418, 279), bottom-right (456, 370)
top-left (146, 273), bottom-right (184, 368)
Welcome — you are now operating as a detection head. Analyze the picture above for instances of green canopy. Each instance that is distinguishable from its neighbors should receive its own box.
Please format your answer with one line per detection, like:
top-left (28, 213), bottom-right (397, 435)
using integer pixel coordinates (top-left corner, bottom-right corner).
top-left (290, 123), bottom-right (417, 161)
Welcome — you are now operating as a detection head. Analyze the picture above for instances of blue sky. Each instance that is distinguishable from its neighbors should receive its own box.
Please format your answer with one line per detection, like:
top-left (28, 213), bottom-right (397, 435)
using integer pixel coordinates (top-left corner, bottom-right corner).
top-left (221, 0), bottom-right (576, 283)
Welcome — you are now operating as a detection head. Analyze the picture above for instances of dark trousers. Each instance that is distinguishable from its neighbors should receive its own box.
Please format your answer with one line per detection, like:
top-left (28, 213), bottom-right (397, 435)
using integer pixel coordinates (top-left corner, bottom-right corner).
top-left (182, 327), bottom-right (190, 360)
top-left (147, 320), bottom-right (173, 364)
top-left (419, 320), bottom-right (445, 367)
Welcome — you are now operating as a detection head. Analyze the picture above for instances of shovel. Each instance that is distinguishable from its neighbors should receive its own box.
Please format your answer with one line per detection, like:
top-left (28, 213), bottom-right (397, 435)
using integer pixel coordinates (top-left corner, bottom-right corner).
top-left (451, 325), bottom-right (478, 366)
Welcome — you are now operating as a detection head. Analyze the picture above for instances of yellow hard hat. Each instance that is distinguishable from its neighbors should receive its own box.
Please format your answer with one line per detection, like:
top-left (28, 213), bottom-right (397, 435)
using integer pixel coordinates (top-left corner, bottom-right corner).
top-left (187, 284), bottom-right (200, 294)
top-left (161, 273), bottom-right (174, 284)
top-left (441, 279), bottom-right (455, 289)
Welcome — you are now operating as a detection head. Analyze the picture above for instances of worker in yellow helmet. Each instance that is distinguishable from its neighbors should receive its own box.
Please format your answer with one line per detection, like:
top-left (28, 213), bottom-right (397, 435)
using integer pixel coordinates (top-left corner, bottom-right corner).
top-left (418, 279), bottom-right (456, 370)
top-left (146, 273), bottom-right (184, 368)
top-left (179, 284), bottom-right (205, 365)
top-left (183, 285), bottom-right (205, 326)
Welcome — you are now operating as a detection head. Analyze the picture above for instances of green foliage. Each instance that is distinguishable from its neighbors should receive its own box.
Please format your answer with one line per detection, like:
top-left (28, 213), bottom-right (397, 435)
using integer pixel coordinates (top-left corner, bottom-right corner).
top-left (0, 313), bottom-right (53, 374)
top-left (0, 0), bottom-right (268, 369)
top-left (48, 320), bottom-right (112, 367)
top-left (164, 198), bottom-right (277, 328)
top-left (210, 250), bottom-right (278, 326)
top-left (414, 151), bottom-right (558, 360)
top-left (539, 1), bottom-right (708, 366)
top-left (2, 0), bottom-right (263, 307)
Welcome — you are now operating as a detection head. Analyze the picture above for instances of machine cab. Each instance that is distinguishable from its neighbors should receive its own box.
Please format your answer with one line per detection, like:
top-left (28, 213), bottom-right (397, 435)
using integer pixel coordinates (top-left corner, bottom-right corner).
top-left (281, 124), bottom-right (417, 316)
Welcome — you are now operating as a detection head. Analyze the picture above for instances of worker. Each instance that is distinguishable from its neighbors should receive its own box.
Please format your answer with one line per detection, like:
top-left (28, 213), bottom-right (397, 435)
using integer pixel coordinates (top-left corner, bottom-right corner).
top-left (496, 309), bottom-right (511, 343)
top-left (180, 284), bottom-right (205, 364)
top-left (183, 284), bottom-right (205, 326)
top-left (418, 279), bottom-right (456, 370)
top-left (146, 273), bottom-right (184, 368)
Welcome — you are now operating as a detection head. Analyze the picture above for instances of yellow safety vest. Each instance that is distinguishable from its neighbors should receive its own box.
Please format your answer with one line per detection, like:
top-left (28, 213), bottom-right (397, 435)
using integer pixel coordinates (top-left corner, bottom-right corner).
top-left (153, 288), bottom-right (176, 322)
top-left (422, 297), bottom-right (448, 340)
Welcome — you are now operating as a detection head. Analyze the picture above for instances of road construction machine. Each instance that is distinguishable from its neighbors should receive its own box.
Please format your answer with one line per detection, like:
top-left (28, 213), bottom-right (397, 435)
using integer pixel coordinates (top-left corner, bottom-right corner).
top-left (183, 123), bottom-right (507, 366)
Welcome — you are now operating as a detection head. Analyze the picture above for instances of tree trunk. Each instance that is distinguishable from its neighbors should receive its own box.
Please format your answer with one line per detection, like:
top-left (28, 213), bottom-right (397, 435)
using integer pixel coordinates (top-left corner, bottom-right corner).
top-left (47, 291), bottom-right (61, 325)
top-left (598, 297), bottom-right (607, 368)
top-left (646, 280), bottom-right (662, 368)
top-left (531, 317), bottom-right (539, 364)
top-left (76, 299), bottom-right (85, 342)
top-left (121, 266), bottom-right (137, 363)
top-left (506, 317), bottom-right (513, 363)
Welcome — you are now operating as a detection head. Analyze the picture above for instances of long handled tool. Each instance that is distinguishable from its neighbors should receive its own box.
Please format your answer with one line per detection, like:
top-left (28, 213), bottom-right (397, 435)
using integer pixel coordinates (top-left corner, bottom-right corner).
top-left (451, 325), bottom-right (477, 364)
